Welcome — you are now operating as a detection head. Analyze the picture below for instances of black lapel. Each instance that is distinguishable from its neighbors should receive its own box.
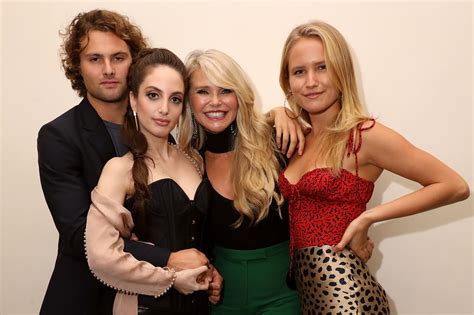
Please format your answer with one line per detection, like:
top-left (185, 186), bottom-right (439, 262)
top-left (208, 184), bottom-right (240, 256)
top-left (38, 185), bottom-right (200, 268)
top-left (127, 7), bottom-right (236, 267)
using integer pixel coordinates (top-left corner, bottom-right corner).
top-left (78, 98), bottom-right (116, 165)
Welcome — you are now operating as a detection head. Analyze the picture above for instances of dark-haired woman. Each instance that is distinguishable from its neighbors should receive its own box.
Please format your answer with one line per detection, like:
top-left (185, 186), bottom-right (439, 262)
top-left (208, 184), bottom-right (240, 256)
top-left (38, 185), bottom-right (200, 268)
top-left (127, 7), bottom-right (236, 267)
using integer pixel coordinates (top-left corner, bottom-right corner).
top-left (85, 48), bottom-right (213, 315)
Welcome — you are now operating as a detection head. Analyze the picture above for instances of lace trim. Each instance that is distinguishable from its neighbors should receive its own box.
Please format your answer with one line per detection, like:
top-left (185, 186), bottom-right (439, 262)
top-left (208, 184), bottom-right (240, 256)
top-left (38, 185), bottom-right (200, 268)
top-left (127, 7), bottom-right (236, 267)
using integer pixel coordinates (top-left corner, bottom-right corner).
top-left (84, 231), bottom-right (176, 298)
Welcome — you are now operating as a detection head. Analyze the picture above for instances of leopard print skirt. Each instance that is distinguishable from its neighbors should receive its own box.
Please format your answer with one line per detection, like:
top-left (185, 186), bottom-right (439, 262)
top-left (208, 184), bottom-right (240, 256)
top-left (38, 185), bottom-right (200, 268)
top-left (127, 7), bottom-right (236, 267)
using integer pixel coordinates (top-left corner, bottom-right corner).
top-left (294, 245), bottom-right (390, 314)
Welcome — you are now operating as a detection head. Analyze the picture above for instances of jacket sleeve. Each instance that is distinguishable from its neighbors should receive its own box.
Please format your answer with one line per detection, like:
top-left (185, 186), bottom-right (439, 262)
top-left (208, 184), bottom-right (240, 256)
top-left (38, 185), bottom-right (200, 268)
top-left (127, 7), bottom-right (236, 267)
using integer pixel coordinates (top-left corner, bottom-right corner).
top-left (85, 188), bottom-right (175, 296)
top-left (38, 123), bottom-right (171, 265)
top-left (123, 240), bottom-right (171, 267)
top-left (38, 124), bottom-right (92, 261)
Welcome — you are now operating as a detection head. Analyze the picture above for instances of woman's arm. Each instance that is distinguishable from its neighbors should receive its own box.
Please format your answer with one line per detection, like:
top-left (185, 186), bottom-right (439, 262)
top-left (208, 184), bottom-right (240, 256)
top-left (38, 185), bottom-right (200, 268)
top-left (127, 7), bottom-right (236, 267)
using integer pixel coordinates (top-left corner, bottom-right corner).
top-left (335, 123), bottom-right (470, 254)
top-left (85, 157), bottom-right (210, 296)
top-left (265, 106), bottom-right (310, 158)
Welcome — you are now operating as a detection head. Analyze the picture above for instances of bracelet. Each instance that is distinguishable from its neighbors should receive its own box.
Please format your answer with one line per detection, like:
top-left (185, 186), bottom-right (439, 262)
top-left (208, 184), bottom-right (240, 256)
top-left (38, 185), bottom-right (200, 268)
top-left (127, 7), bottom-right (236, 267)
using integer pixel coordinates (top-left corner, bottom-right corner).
top-left (154, 266), bottom-right (177, 298)
top-left (165, 266), bottom-right (177, 285)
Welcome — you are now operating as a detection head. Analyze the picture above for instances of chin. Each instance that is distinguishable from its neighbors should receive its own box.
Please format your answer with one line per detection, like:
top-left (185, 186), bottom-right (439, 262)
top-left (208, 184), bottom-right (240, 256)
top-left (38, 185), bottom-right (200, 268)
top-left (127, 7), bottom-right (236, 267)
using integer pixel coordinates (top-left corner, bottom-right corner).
top-left (101, 93), bottom-right (127, 103)
top-left (205, 124), bottom-right (229, 134)
top-left (152, 132), bottom-right (172, 140)
top-left (144, 128), bottom-right (173, 140)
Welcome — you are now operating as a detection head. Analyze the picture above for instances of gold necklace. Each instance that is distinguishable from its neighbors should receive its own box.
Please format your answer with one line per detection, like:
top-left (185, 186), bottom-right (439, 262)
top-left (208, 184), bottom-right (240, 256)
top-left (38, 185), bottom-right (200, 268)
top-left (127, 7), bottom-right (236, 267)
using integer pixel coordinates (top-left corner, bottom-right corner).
top-left (167, 142), bottom-right (202, 178)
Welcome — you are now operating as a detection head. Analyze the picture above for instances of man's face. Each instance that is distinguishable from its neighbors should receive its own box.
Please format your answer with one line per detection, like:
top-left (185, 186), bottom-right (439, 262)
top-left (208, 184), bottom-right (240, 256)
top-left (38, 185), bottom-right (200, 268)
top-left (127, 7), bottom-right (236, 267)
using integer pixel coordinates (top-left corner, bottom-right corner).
top-left (79, 30), bottom-right (132, 105)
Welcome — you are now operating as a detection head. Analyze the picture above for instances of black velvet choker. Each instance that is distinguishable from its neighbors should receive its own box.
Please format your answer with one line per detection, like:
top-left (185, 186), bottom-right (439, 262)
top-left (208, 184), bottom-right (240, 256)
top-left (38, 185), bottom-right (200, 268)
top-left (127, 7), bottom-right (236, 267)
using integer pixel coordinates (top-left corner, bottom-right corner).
top-left (203, 122), bottom-right (236, 153)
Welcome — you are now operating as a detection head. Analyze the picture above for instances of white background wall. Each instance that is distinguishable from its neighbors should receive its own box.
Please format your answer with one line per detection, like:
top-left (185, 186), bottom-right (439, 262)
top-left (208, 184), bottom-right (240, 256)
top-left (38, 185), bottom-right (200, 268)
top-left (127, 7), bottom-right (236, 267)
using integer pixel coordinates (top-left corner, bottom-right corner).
top-left (1, 1), bottom-right (472, 314)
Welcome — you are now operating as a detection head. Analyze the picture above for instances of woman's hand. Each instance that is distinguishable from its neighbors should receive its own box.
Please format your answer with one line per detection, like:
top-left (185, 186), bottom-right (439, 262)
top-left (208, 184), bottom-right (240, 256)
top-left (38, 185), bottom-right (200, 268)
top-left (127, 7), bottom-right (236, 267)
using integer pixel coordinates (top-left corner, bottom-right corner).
top-left (173, 265), bottom-right (210, 295)
top-left (333, 214), bottom-right (374, 263)
top-left (267, 107), bottom-right (310, 158)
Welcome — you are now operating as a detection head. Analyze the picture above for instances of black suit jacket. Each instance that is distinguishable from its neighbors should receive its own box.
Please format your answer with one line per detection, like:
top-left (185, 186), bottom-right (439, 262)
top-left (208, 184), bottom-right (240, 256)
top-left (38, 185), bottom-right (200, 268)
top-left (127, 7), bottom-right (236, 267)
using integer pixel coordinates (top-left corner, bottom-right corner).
top-left (38, 98), bottom-right (171, 315)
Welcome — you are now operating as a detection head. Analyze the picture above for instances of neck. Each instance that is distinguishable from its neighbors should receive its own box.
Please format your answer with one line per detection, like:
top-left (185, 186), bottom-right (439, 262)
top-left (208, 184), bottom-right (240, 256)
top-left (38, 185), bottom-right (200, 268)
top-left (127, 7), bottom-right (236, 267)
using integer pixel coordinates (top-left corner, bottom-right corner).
top-left (308, 101), bottom-right (341, 133)
top-left (203, 122), bottom-right (237, 153)
top-left (87, 94), bottom-right (128, 124)
top-left (146, 136), bottom-right (172, 160)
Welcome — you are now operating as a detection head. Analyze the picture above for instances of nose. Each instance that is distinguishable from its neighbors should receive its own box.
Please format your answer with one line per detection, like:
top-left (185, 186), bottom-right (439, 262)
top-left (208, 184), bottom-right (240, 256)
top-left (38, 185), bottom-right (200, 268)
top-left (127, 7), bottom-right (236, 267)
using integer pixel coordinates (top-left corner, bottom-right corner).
top-left (103, 59), bottom-right (115, 77)
top-left (159, 101), bottom-right (169, 115)
top-left (209, 92), bottom-right (221, 106)
top-left (306, 71), bottom-right (319, 88)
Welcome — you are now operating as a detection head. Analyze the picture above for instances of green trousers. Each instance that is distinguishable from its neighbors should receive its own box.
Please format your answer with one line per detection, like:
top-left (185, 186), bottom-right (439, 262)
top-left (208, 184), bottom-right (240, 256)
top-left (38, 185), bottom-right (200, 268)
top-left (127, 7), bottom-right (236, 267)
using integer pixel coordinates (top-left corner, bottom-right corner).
top-left (211, 241), bottom-right (300, 315)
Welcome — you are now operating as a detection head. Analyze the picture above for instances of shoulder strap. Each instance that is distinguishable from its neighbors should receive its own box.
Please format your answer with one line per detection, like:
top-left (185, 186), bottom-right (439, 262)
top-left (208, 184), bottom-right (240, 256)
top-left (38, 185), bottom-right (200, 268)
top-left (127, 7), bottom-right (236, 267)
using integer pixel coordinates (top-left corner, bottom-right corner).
top-left (346, 119), bottom-right (376, 176)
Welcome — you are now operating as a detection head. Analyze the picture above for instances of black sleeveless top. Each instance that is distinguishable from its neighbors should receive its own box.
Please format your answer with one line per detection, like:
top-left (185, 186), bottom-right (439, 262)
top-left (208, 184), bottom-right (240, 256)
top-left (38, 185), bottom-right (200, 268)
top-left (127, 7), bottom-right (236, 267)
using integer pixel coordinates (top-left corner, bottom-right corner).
top-left (208, 184), bottom-right (290, 250)
top-left (203, 149), bottom-right (290, 250)
top-left (128, 178), bottom-right (211, 314)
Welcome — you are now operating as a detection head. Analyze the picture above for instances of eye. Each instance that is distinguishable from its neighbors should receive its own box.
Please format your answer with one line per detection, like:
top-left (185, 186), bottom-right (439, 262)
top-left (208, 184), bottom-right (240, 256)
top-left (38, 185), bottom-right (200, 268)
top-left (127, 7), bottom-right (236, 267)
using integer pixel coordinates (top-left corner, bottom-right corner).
top-left (293, 69), bottom-right (304, 76)
top-left (147, 92), bottom-right (159, 100)
top-left (89, 57), bottom-right (100, 63)
top-left (196, 89), bottom-right (208, 95)
top-left (220, 88), bottom-right (233, 95)
top-left (170, 96), bottom-right (183, 105)
top-left (317, 64), bottom-right (327, 71)
top-left (114, 56), bottom-right (125, 61)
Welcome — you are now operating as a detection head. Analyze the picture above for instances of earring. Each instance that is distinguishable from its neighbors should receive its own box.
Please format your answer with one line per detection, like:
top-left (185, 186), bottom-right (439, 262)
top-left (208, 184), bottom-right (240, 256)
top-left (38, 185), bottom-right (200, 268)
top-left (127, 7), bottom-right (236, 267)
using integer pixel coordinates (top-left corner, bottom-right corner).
top-left (283, 92), bottom-right (302, 119)
top-left (133, 110), bottom-right (139, 131)
top-left (175, 119), bottom-right (180, 141)
top-left (191, 114), bottom-right (198, 140)
top-left (229, 121), bottom-right (237, 136)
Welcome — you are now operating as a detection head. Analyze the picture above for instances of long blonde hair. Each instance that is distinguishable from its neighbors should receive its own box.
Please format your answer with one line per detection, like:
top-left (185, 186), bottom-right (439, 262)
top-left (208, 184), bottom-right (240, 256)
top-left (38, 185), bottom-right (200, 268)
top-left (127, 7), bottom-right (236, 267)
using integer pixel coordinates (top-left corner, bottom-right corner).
top-left (183, 49), bottom-right (283, 227)
top-left (280, 21), bottom-right (372, 172)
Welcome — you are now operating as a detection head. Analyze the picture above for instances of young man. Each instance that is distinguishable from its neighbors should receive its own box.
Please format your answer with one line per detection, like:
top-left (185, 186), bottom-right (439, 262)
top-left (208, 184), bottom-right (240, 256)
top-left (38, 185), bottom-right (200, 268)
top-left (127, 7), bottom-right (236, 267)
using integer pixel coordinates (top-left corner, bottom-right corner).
top-left (38, 10), bottom-right (221, 314)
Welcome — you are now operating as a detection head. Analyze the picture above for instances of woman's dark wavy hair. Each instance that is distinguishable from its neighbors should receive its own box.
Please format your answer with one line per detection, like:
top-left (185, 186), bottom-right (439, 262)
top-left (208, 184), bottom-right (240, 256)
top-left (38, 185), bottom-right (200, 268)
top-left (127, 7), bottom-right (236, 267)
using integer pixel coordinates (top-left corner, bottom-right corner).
top-left (60, 9), bottom-right (148, 97)
top-left (123, 48), bottom-right (187, 235)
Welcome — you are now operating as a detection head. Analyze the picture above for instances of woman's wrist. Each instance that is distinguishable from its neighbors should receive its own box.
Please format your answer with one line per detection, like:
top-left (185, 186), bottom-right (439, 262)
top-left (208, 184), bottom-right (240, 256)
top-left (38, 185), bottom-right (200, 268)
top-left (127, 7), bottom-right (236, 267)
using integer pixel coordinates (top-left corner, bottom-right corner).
top-left (164, 266), bottom-right (177, 288)
top-left (153, 266), bottom-right (176, 298)
top-left (264, 108), bottom-right (275, 125)
top-left (360, 209), bottom-right (377, 228)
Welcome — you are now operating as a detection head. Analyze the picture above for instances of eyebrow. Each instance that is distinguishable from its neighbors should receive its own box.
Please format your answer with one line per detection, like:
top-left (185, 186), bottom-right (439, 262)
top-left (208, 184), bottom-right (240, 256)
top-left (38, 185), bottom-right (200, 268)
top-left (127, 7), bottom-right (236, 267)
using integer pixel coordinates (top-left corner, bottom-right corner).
top-left (171, 91), bottom-right (184, 97)
top-left (289, 60), bottom-right (325, 72)
top-left (192, 85), bottom-right (210, 89)
top-left (83, 52), bottom-right (129, 57)
top-left (192, 85), bottom-right (231, 91)
top-left (145, 86), bottom-right (184, 96)
top-left (145, 86), bottom-right (162, 91)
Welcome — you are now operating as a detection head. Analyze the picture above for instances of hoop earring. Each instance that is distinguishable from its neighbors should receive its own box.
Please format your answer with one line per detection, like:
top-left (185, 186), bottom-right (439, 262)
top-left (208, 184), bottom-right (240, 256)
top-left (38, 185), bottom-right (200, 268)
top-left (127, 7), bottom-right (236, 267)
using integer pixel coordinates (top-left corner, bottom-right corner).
top-left (283, 93), bottom-right (302, 119)
top-left (133, 111), bottom-right (139, 131)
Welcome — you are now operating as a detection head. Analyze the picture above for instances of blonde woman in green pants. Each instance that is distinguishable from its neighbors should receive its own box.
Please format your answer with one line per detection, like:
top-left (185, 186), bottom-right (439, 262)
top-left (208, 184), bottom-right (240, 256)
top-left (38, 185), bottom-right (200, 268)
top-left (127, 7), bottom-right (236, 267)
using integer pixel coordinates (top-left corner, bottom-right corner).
top-left (181, 49), bottom-right (300, 315)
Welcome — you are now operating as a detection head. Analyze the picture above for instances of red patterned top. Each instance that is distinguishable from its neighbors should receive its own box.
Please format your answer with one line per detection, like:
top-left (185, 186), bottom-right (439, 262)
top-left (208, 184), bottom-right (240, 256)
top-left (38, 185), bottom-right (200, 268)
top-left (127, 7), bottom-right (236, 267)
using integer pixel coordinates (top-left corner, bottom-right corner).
top-left (278, 120), bottom-right (375, 264)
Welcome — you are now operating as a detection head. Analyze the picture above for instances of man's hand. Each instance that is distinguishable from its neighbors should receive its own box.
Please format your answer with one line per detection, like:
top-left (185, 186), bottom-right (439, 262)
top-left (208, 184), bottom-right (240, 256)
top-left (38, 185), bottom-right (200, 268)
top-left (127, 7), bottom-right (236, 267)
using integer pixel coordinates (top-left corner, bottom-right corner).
top-left (207, 265), bottom-right (223, 305)
top-left (167, 248), bottom-right (209, 271)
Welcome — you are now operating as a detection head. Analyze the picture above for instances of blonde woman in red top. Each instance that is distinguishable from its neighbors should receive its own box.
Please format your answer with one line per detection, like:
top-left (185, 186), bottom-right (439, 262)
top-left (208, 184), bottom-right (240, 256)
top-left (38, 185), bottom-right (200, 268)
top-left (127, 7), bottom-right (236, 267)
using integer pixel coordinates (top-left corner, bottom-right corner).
top-left (277, 20), bottom-right (469, 314)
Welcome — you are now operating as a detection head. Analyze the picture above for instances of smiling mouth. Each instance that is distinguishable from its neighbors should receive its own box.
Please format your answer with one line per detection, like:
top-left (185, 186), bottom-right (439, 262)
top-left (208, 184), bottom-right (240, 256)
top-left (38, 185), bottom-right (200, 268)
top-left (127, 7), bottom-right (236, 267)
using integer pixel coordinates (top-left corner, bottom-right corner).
top-left (204, 111), bottom-right (226, 119)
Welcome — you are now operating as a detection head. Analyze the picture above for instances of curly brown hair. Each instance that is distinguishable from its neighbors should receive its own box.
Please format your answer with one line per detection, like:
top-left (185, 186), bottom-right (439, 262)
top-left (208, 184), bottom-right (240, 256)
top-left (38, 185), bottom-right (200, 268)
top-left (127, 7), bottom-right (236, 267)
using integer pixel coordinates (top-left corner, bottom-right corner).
top-left (60, 9), bottom-right (148, 97)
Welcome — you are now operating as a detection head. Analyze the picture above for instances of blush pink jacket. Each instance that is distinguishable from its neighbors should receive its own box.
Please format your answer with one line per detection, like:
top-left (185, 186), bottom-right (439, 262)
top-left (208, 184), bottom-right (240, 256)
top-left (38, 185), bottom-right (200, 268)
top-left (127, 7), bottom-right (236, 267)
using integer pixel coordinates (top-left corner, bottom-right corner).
top-left (85, 188), bottom-right (175, 315)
